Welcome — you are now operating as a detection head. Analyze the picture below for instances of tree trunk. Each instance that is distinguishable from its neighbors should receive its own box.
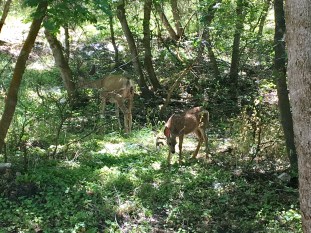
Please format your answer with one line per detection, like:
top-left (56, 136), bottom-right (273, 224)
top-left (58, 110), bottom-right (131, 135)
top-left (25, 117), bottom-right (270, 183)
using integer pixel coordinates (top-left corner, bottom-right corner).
top-left (170, 0), bottom-right (183, 38)
top-left (198, 0), bottom-right (222, 79)
top-left (44, 28), bottom-right (78, 104)
top-left (154, 1), bottom-right (179, 41)
top-left (63, 24), bottom-right (70, 62)
top-left (205, 35), bottom-right (220, 79)
top-left (274, 0), bottom-right (298, 174)
top-left (229, 0), bottom-right (246, 101)
top-left (143, 0), bottom-right (161, 91)
top-left (116, 0), bottom-right (151, 97)
top-left (257, 0), bottom-right (271, 38)
top-left (0, 1), bottom-right (48, 152)
top-left (0, 0), bottom-right (13, 34)
top-left (109, 12), bottom-right (119, 68)
top-left (285, 0), bottom-right (311, 231)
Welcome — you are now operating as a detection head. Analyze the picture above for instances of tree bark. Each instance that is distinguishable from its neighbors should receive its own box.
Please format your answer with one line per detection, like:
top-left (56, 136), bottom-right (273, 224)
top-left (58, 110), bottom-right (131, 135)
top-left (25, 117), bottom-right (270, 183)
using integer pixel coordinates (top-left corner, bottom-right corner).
top-left (0, 0), bottom-right (13, 34)
top-left (44, 28), bottom-right (78, 104)
top-left (0, 1), bottom-right (48, 152)
top-left (154, 1), bottom-right (179, 41)
top-left (63, 24), bottom-right (70, 62)
top-left (229, 0), bottom-right (246, 101)
top-left (143, 0), bottom-right (161, 91)
top-left (257, 0), bottom-right (271, 38)
top-left (109, 12), bottom-right (119, 68)
top-left (170, 0), bottom-right (183, 38)
top-left (116, 0), bottom-right (151, 97)
top-left (285, 0), bottom-right (311, 231)
top-left (274, 0), bottom-right (298, 173)
top-left (198, 0), bottom-right (221, 79)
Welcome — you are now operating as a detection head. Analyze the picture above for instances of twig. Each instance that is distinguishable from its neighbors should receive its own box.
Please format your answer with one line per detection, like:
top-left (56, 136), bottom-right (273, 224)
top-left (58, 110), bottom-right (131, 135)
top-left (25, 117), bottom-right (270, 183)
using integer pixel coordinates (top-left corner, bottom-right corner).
top-left (160, 63), bottom-right (195, 115)
top-left (180, 11), bottom-right (197, 38)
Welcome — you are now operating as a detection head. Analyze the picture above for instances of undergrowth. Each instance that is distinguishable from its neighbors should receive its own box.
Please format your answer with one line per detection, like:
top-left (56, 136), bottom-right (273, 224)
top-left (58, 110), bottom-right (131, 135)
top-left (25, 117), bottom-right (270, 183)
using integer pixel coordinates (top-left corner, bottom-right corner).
top-left (0, 128), bottom-right (301, 233)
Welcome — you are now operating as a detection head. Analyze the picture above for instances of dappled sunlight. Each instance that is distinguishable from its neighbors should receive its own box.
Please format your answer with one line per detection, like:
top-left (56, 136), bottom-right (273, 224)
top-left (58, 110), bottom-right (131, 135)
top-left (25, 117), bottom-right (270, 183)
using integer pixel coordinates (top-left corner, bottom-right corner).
top-left (27, 60), bottom-right (53, 71)
top-left (99, 165), bottom-right (120, 177)
top-left (98, 142), bottom-right (126, 155)
top-left (0, 16), bottom-right (31, 44)
top-left (60, 160), bottom-right (81, 168)
top-left (151, 161), bottom-right (161, 170)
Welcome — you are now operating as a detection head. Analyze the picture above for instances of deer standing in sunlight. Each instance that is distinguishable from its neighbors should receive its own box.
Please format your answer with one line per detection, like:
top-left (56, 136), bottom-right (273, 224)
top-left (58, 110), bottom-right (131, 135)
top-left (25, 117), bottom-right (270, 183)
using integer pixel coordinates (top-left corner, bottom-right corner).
top-left (164, 107), bottom-right (209, 165)
top-left (78, 74), bottom-right (134, 133)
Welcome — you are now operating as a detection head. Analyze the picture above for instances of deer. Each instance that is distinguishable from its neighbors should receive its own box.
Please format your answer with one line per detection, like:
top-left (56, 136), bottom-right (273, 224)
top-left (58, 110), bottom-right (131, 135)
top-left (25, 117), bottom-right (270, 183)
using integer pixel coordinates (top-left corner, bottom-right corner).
top-left (77, 74), bottom-right (134, 133)
top-left (164, 107), bottom-right (209, 165)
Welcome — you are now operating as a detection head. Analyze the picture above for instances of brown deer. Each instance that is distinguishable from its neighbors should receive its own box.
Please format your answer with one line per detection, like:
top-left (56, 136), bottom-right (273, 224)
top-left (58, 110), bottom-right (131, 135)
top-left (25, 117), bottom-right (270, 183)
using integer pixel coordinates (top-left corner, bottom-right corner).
top-left (78, 74), bottom-right (134, 133)
top-left (164, 107), bottom-right (209, 165)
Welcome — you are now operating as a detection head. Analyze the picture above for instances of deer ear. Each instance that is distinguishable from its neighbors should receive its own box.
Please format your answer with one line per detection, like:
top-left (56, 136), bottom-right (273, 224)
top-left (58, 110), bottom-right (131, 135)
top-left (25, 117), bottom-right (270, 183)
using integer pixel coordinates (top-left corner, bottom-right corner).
top-left (164, 127), bottom-right (170, 137)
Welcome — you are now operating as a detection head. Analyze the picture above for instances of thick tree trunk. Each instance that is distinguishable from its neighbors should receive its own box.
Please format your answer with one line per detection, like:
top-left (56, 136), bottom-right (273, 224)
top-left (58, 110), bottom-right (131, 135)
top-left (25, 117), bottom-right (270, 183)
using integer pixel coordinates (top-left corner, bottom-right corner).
top-left (116, 0), bottom-right (151, 97)
top-left (0, 0), bottom-right (12, 34)
top-left (229, 0), bottom-right (246, 101)
top-left (170, 0), bottom-right (183, 38)
top-left (285, 0), bottom-right (311, 231)
top-left (143, 0), bottom-right (161, 91)
top-left (274, 0), bottom-right (298, 173)
top-left (44, 29), bottom-right (78, 103)
top-left (0, 1), bottom-right (48, 152)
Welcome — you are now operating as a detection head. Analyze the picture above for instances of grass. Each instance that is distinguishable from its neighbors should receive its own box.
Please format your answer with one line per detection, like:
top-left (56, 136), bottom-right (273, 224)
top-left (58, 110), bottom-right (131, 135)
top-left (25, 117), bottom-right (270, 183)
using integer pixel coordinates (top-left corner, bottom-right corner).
top-left (0, 128), bottom-right (301, 233)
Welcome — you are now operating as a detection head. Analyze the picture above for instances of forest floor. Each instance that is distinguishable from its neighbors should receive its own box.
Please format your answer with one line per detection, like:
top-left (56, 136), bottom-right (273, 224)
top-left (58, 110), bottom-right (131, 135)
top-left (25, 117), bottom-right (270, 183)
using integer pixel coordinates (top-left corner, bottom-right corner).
top-left (0, 15), bottom-right (302, 233)
top-left (0, 128), bottom-right (301, 232)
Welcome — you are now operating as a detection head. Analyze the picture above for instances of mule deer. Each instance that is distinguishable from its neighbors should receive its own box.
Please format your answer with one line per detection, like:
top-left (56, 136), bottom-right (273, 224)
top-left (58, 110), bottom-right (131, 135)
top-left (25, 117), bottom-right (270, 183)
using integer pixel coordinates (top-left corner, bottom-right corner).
top-left (78, 74), bottom-right (134, 133)
top-left (164, 107), bottom-right (209, 165)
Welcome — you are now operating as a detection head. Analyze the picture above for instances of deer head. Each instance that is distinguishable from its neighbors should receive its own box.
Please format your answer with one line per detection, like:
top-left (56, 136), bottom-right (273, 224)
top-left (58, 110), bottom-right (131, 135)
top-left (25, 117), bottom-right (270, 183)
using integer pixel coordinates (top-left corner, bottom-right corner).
top-left (164, 120), bottom-right (185, 154)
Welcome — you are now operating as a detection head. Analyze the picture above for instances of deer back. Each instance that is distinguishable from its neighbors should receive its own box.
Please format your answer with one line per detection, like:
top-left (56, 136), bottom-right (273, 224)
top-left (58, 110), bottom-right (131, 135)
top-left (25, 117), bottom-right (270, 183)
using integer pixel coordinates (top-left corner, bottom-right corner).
top-left (102, 75), bottom-right (134, 98)
top-left (164, 107), bottom-right (208, 137)
top-left (78, 74), bottom-right (134, 98)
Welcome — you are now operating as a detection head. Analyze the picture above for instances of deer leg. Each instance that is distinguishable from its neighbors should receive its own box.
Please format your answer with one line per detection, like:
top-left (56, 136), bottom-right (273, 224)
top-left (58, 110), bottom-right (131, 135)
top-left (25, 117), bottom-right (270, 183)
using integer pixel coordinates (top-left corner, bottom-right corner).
top-left (200, 111), bottom-right (209, 158)
top-left (115, 102), bottom-right (122, 130)
top-left (123, 99), bottom-right (131, 133)
top-left (123, 107), bottom-right (132, 134)
top-left (192, 130), bottom-right (203, 159)
top-left (123, 112), bottom-right (129, 133)
top-left (119, 103), bottom-right (130, 134)
top-left (127, 96), bottom-right (133, 132)
top-left (127, 111), bottom-right (132, 133)
top-left (121, 97), bottom-right (132, 133)
top-left (178, 135), bottom-right (184, 164)
top-left (203, 128), bottom-right (209, 159)
top-left (113, 94), bottom-right (129, 133)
